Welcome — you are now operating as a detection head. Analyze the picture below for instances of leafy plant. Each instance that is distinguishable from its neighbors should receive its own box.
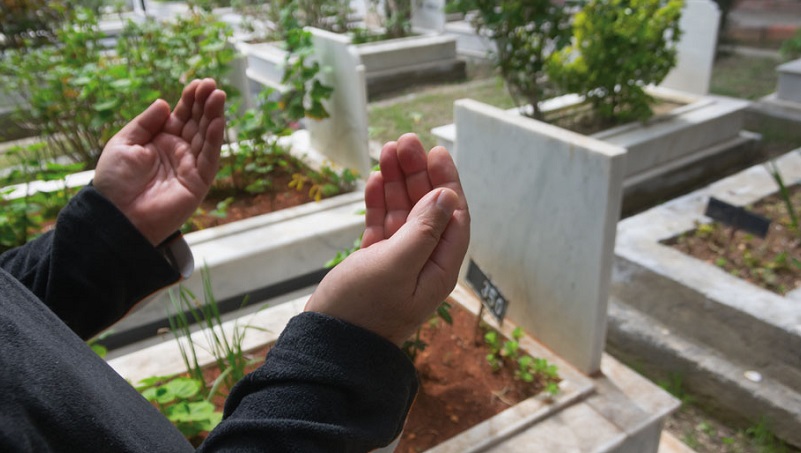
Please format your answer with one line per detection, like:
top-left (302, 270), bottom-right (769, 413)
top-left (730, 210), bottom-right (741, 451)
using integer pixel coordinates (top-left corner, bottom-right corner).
top-left (745, 418), bottom-right (790, 453)
top-left (0, 0), bottom-right (69, 52)
top-left (484, 326), bottom-right (560, 395)
top-left (780, 28), bottom-right (801, 62)
top-left (86, 330), bottom-right (113, 358)
top-left (0, 6), bottom-right (236, 168)
top-left (168, 267), bottom-right (262, 392)
top-left (401, 301), bottom-right (453, 361)
top-left (136, 375), bottom-right (223, 439)
top-left (453, 0), bottom-right (572, 119)
top-left (233, 0), bottom-right (351, 41)
top-left (0, 143), bottom-right (82, 253)
top-left (547, 0), bottom-right (683, 124)
top-left (767, 161), bottom-right (798, 233)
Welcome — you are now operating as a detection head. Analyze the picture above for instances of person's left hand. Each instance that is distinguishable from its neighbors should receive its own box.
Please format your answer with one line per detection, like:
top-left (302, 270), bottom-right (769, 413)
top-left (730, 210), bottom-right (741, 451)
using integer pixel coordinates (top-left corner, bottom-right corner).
top-left (94, 78), bottom-right (226, 245)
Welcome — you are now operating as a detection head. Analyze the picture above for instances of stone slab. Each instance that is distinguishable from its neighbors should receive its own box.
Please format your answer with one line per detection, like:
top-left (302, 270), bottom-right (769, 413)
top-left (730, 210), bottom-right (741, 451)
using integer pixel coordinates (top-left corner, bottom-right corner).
top-left (593, 93), bottom-right (749, 179)
top-left (307, 28), bottom-right (371, 177)
top-left (357, 33), bottom-right (459, 73)
top-left (660, 0), bottom-right (720, 96)
top-left (607, 298), bottom-right (801, 448)
top-left (484, 351), bottom-right (680, 453)
top-left (454, 99), bottom-right (626, 375)
top-left (108, 192), bottom-right (366, 343)
top-left (777, 58), bottom-right (801, 103)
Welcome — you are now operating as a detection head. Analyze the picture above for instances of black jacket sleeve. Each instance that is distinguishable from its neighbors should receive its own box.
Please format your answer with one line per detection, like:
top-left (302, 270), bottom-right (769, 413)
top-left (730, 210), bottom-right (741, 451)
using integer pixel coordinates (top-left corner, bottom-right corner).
top-left (0, 186), bottom-right (180, 339)
top-left (199, 312), bottom-right (419, 453)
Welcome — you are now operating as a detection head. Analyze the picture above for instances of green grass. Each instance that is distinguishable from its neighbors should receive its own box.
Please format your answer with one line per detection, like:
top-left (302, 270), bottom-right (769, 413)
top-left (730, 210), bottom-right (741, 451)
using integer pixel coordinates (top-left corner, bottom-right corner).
top-left (710, 52), bottom-right (780, 100)
top-left (368, 77), bottom-right (517, 151)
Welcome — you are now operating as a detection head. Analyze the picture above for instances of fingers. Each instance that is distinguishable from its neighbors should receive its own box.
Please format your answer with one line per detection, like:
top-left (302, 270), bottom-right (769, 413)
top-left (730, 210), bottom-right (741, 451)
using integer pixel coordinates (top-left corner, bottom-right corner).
top-left (362, 171), bottom-right (386, 249)
top-left (418, 205), bottom-right (470, 300)
top-left (428, 146), bottom-right (468, 210)
top-left (386, 188), bottom-right (459, 276)
top-left (112, 99), bottom-right (171, 146)
top-left (396, 134), bottom-right (433, 202)
top-left (379, 133), bottom-right (433, 238)
top-left (164, 78), bottom-right (222, 144)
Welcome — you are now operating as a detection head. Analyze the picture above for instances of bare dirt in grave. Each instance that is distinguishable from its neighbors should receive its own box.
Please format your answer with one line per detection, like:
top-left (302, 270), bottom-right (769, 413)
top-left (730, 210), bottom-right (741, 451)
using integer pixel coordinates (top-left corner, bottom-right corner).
top-left (193, 304), bottom-right (550, 451)
top-left (665, 184), bottom-right (801, 295)
top-left (397, 303), bottom-right (551, 452)
top-left (189, 174), bottom-right (317, 230)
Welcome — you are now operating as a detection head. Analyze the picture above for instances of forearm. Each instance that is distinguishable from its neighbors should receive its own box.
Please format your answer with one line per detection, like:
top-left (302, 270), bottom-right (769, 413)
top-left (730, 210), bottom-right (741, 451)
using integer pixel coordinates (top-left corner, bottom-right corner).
top-left (200, 312), bottom-right (418, 452)
top-left (0, 186), bottom-right (181, 339)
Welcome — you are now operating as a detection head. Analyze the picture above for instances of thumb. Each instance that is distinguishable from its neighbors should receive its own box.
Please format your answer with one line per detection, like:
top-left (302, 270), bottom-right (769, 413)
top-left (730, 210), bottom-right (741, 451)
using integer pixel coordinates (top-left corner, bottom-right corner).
top-left (386, 188), bottom-right (459, 273)
top-left (114, 99), bottom-right (171, 146)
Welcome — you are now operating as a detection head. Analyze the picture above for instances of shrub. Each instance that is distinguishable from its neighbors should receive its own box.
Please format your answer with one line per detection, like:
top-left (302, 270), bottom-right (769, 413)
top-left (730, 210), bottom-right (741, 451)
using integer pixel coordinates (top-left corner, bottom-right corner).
top-left (0, 0), bottom-right (68, 51)
top-left (780, 29), bottom-right (801, 62)
top-left (453, 0), bottom-right (572, 119)
top-left (233, 0), bottom-right (351, 40)
top-left (0, 7), bottom-right (236, 168)
top-left (547, 0), bottom-right (683, 124)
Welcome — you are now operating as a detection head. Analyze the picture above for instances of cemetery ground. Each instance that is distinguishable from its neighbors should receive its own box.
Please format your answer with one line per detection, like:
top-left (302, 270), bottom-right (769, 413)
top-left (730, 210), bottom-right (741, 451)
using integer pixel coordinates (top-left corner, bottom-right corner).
top-left (368, 54), bottom-right (800, 453)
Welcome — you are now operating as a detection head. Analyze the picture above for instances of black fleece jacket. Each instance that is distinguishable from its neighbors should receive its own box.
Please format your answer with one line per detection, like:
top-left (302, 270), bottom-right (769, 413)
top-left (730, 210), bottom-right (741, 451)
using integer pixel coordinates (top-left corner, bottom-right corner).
top-left (0, 186), bottom-right (418, 452)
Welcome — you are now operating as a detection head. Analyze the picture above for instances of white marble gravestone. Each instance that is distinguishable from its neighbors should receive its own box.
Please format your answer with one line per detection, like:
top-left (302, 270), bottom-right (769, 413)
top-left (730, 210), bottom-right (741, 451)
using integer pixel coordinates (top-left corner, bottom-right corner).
top-left (306, 28), bottom-right (371, 178)
top-left (777, 59), bottom-right (801, 103)
top-left (412, 0), bottom-right (446, 33)
top-left (455, 99), bottom-right (626, 375)
top-left (660, 0), bottom-right (720, 96)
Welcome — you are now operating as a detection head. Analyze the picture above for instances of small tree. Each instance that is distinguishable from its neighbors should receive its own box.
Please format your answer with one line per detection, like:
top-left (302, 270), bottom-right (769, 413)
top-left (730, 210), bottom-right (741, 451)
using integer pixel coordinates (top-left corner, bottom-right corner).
top-left (454, 0), bottom-right (572, 120)
top-left (547, 0), bottom-right (683, 124)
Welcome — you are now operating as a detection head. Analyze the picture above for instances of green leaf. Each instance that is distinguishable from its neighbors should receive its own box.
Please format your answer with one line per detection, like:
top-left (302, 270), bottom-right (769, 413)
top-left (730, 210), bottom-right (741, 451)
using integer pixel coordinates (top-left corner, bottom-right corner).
top-left (93, 99), bottom-right (118, 112)
top-left (164, 377), bottom-right (201, 399)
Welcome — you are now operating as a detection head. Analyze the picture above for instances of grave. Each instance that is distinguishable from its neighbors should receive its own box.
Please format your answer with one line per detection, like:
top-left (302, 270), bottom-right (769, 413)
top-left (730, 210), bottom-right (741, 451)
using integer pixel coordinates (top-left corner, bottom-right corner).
top-left (434, 0), bottom-right (760, 216)
top-left (608, 149), bottom-right (801, 448)
top-left (241, 28), bottom-right (465, 100)
top-left (450, 99), bottom-right (677, 451)
top-left (433, 88), bottom-right (759, 217)
top-left (109, 98), bottom-right (679, 452)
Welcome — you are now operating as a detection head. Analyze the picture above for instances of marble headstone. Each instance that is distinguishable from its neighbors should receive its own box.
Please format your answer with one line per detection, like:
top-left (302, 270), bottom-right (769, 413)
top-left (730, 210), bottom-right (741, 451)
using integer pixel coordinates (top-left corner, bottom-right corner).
top-left (660, 0), bottom-right (720, 96)
top-left (412, 0), bottom-right (446, 33)
top-left (777, 59), bottom-right (801, 103)
top-left (455, 99), bottom-right (626, 375)
top-left (307, 28), bottom-right (371, 178)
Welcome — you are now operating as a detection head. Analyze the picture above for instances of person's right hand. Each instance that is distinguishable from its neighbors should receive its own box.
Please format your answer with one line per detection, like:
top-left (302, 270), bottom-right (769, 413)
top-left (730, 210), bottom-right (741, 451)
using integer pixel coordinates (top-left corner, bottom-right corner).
top-left (305, 134), bottom-right (470, 346)
top-left (94, 78), bottom-right (226, 246)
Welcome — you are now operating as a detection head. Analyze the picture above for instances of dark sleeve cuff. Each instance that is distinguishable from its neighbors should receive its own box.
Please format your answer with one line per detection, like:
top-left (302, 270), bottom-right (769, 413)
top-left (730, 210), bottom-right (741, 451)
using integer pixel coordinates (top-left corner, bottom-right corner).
top-left (47, 186), bottom-right (183, 338)
top-left (203, 312), bottom-right (419, 452)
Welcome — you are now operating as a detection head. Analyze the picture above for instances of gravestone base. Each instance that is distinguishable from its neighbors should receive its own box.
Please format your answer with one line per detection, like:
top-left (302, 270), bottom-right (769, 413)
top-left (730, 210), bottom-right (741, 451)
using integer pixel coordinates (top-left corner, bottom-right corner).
top-left (366, 58), bottom-right (466, 99)
top-left (621, 131), bottom-right (761, 217)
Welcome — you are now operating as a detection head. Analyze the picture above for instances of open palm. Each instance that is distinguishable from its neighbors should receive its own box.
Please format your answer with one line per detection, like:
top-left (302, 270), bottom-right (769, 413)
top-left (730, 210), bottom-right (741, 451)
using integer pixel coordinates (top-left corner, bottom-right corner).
top-left (94, 79), bottom-right (226, 245)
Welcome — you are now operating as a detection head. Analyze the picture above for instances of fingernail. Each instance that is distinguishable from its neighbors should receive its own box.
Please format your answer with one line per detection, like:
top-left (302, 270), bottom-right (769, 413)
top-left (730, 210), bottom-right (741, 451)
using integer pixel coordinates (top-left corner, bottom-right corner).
top-left (435, 189), bottom-right (458, 215)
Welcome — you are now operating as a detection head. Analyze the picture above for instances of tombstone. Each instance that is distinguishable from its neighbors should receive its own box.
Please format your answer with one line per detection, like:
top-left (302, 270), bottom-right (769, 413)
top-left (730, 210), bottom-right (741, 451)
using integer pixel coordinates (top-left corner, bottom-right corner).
top-left (777, 59), bottom-right (801, 103)
top-left (305, 28), bottom-right (371, 178)
top-left (660, 0), bottom-right (721, 96)
top-left (412, 0), bottom-right (446, 33)
top-left (350, 0), bottom-right (369, 18)
top-left (455, 100), bottom-right (626, 374)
